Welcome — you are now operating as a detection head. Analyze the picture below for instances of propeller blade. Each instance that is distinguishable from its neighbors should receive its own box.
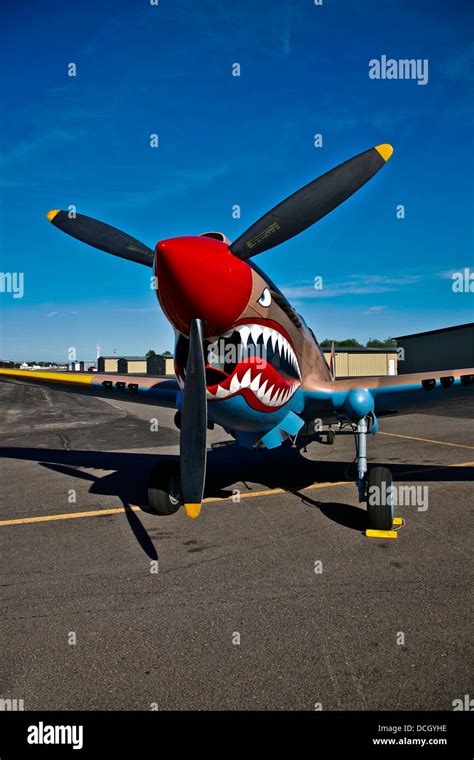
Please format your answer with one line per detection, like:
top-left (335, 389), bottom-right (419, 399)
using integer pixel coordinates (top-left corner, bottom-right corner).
top-left (46, 210), bottom-right (154, 266)
top-left (230, 144), bottom-right (393, 259)
top-left (180, 318), bottom-right (207, 519)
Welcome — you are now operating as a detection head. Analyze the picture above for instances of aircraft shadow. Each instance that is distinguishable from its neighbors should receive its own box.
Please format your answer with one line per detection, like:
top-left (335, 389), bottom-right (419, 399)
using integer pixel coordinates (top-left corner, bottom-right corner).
top-left (1, 444), bottom-right (472, 544)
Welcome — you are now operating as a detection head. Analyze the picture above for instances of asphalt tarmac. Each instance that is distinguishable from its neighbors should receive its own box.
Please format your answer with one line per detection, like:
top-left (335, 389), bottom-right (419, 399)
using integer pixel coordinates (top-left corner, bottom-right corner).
top-left (0, 378), bottom-right (472, 710)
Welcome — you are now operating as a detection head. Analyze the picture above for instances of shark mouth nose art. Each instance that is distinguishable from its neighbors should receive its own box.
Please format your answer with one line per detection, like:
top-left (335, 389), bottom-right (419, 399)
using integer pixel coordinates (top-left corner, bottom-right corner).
top-left (203, 321), bottom-right (302, 411)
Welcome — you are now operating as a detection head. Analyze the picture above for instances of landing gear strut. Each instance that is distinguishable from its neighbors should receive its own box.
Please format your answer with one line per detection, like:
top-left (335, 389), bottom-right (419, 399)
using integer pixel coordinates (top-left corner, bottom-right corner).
top-left (356, 417), bottom-right (368, 502)
top-left (356, 416), bottom-right (394, 531)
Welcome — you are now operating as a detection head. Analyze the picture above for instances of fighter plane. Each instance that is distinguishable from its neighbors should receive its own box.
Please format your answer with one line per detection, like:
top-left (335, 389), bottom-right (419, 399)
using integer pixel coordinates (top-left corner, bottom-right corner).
top-left (1, 144), bottom-right (473, 527)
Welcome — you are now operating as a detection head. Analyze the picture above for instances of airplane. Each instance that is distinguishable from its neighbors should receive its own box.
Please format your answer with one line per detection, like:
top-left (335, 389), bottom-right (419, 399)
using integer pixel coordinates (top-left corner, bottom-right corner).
top-left (1, 143), bottom-right (473, 528)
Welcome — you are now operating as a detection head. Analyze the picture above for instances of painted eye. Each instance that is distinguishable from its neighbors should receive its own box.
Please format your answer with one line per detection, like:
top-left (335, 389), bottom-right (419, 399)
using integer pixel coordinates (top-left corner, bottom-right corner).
top-left (258, 287), bottom-right (272, 307)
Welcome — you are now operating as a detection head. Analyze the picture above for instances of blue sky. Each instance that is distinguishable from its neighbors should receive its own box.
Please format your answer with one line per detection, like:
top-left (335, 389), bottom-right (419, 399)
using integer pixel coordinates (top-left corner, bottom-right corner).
top-left (1, 0), bottom-right (473, 361)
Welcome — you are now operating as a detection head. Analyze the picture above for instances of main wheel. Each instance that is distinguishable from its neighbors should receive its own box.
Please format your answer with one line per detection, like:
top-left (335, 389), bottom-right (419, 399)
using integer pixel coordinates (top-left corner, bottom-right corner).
top-left (366, 466), bottom-right (394, 531)
top-left (147, 460), bottom-right (183, 515)
top-left (326, 429), bottom-right (335, 445)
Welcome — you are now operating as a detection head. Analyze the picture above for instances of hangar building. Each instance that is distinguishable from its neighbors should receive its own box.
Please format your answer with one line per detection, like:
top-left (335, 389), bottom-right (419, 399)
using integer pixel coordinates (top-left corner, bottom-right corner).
top-left (117, 356), bottom-right (147, 374)
top-left (97, 356), bottom-right (119, 373)
top-left (97, 354), bottom-right (174, 375)
top-left (146, 354), bottom-right (175, 375)
top-left (322, 347), bottom-right (398, 377)
top-left (394, 322), bottom-right (474, 374)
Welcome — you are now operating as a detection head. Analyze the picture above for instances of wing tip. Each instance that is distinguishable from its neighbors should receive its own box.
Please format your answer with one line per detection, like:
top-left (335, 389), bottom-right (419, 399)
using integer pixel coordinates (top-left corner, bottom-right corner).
top-left (46, 209), bottom-right (61, 222)
top-left (375, 144), bottom-right (394, 162)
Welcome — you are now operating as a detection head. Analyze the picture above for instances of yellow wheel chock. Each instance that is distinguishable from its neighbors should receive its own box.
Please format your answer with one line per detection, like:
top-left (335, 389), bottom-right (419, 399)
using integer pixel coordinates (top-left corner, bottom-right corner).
top-left (365, 517), bottom-right (404, 540)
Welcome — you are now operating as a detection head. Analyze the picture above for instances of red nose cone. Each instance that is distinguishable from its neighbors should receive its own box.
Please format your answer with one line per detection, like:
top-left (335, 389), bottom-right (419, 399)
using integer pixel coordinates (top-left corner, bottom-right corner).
top-left (155, 236), bottom-right (252, 337)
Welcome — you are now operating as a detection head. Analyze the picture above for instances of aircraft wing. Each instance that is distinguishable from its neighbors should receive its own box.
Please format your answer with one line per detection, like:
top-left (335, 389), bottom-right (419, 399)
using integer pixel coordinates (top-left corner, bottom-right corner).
top-left (0, 369), bottom-right (180, 409)
top-left (302, 367), bottom-right (474, 422)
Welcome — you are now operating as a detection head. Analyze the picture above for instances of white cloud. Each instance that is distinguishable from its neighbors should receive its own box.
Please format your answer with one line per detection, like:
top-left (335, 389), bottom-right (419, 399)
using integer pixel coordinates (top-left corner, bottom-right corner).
top-left (436, 267), bottom-right (473, 280)
top-left (281, 273), bottom-right (421, 300)
top-left (362, 305), bottom-right (385, 315)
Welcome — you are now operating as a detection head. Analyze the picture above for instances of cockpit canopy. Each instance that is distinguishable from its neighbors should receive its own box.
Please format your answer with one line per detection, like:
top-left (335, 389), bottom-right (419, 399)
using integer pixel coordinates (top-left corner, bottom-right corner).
top-left (200, 231), bottom-right (231, 245)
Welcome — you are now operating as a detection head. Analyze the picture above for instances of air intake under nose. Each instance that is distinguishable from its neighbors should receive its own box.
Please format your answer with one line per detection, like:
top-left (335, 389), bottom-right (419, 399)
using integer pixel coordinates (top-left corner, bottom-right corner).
top-left (154, 235), bottom-right (252, 337)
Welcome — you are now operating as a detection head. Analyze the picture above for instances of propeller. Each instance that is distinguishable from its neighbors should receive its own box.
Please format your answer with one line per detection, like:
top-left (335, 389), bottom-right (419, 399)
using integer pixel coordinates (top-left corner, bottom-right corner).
top-left (46, 210), bottom-right (154, 266)
top-left (230, 144), bottom-right (393, 259)
top-left (180, 318), bottom-right (207, 519)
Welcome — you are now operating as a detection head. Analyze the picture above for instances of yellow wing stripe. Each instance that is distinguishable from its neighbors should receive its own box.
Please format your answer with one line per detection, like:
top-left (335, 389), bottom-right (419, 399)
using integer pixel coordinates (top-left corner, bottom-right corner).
top-left (0, 369), bottom-right (94, 386)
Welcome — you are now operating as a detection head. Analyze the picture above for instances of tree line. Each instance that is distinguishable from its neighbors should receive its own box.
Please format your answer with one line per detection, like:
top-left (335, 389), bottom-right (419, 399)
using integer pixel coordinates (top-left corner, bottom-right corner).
top-left (320, 338), bottom-right (396, 348)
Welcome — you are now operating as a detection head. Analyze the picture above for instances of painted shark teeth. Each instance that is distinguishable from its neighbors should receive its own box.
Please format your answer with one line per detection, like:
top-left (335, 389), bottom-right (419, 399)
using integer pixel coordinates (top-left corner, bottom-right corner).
top-left (250, 373), bottom-right (262, 391)
top-left (262, 383), bottom-right (275, 405)
top-left (257, 379), bottom-right (268, 398)
top-left (207, 324), bottom-right (302, 407)
top-left (239, 326), bottom-right (251, 349)
top-left (262, 327), bottom-right (272, 348)
top-left (240, 368), bottom-right (252, 388)
top-left (208, 368), bottom-right (300, 407)
top-left (250, 324), bottom-right (261, 345)
top-left (234, 324), bottom-right (301, 379)
top-left (230, 373), bottom-right (240, 393)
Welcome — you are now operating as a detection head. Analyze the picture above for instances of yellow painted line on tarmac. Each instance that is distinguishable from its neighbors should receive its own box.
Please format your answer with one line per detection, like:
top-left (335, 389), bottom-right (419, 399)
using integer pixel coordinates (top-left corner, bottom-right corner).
top-left (379, 431), bottom-right (474, 450)
top-left (0, 506), bottom-right (135, 526)
top-left (0, 480), bottom-right (350, 528)
top-left (203, 480), bottom-right (349, 503)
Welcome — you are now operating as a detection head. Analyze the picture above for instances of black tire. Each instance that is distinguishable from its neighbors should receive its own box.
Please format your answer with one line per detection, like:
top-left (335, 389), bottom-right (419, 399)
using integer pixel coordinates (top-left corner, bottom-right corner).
top-left (366, 466), bottom-right (394, 531)
top-left (174, 411), bottom-right (181, 430)
top-left (147, 460), bottom-right (183, 515)
top-left (326, 429), bottom-right (335, 445)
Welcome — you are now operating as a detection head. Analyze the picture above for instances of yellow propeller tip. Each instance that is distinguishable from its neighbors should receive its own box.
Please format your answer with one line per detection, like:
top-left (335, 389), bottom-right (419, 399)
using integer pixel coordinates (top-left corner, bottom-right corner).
top-left (47, 209), bottom-right (60, 222)
top-left (184, 503), bottom-right (201, 519)
top-left (375, 144), bottom-right (393, 162)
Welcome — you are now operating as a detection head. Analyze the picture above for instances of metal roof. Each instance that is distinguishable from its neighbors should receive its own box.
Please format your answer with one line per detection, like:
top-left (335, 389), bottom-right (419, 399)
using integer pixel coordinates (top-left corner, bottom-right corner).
top-left (99, 354), bottom-right (173, 360)
top-left (322, 347), bottom-right (398, 353)
top-left (394, 322), bottom-right (474, 340)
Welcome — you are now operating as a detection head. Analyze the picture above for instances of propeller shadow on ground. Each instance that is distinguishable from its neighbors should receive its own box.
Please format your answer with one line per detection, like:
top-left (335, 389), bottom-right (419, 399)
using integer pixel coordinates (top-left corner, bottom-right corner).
top-left (21, 460), bottom-right (158, 561)
top-left (1, 443), bottom-right (472, 535)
